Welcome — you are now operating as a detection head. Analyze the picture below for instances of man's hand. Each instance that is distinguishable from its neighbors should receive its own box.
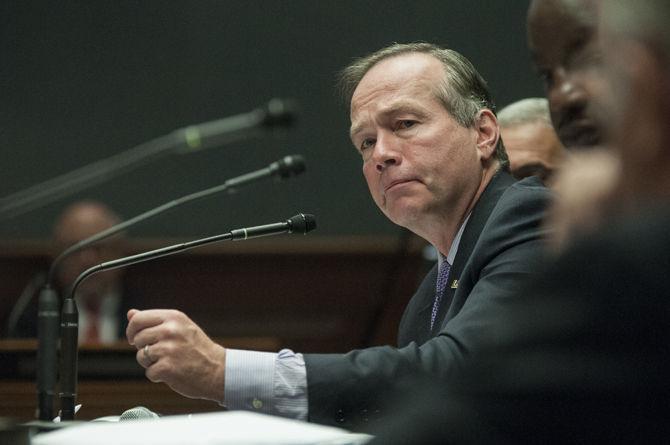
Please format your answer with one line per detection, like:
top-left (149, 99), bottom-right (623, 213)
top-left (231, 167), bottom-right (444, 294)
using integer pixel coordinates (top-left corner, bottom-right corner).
top-left (126, 309), bottom-right (227, 403)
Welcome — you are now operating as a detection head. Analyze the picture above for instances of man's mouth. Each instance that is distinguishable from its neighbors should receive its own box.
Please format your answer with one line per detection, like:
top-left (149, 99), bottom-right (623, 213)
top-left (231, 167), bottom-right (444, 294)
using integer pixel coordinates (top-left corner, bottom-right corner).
top-left (384, 179), bottom-right (417, 193)
top-left (558, 120), bottom-right (602, 149)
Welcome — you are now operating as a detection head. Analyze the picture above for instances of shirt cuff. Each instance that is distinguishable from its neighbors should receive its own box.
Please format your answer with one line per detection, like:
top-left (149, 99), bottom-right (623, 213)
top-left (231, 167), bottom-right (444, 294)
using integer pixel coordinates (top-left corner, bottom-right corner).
top-left (274, 349), bottom-right (308, 421)
top-left (223, 348), bottom-right (309, 421)
top-left (223, 349), bottom-right (276, 414)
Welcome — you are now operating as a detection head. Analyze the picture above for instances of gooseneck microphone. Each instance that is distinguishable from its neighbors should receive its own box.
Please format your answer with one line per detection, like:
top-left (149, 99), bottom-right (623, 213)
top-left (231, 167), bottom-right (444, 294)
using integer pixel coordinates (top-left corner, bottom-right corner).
top-left (0, 98), bottom-right (298, 221)
top-left (58, 213), bottom-right (316, 420)
top-left (35, 154), bottom-right (305, 421)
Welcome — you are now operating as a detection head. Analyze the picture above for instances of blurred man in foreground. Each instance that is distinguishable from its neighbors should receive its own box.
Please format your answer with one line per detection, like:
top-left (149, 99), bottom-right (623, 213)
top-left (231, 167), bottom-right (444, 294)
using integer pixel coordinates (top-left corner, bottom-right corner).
top-left (527, 0), bottom-right (607, 150)
top-left (526, 0), bottom-right (620, 251)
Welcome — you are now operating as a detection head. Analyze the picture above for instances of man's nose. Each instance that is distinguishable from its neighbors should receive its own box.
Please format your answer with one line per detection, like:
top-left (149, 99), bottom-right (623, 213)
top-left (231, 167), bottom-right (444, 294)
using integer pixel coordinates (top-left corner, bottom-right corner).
top-left (548, 69), bottom-right (589, 119)
top-left (372, 133), bottom-right (401, 172)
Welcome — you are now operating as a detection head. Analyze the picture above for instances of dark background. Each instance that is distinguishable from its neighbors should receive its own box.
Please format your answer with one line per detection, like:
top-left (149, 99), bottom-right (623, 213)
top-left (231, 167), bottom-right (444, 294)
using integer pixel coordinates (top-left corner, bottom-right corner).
top-left (0, 0), bottom-right (540, 239)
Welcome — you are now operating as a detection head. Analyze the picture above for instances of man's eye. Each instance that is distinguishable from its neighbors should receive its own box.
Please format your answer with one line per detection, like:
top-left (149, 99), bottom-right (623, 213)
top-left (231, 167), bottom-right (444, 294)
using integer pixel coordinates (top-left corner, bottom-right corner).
top-left (572, 49), bottom-right (603, 69)
top-left (360, 138), bottom-right (375, 151)
top-left (395, 120), bottom-right (416, 130)
top-left (536, 68), bottom-right (554, 88)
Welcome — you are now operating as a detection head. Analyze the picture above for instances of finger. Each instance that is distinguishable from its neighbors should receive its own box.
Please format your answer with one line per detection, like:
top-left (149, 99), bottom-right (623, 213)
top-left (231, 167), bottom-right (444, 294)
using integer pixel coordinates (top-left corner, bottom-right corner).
top-left (127, 309), bottom-right (139, 321)
top-left (132, 325), bottom-right (164, 351)
top-left (126, 309), bottom-right (170, 345)
top-left (145, 361), bottom-right (166, 383)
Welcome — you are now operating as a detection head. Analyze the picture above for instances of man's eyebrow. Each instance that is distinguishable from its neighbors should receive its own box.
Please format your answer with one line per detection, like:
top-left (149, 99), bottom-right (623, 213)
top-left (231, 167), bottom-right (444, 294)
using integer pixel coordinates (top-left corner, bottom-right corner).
top-left (350, 102), bottom-right (429, 140)
top-left (349, 122), bottom-right (365, 141)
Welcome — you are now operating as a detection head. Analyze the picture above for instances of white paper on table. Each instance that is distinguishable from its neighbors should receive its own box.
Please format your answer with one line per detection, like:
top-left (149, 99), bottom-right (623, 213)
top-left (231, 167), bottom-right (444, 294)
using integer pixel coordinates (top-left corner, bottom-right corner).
top-left (32, 411), bottom-right (373, 445)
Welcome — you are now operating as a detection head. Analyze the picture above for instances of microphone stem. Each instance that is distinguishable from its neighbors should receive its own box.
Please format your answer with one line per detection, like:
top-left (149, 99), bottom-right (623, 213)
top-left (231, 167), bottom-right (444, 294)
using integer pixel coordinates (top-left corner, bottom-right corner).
top-left (59, 297), bottom-right (78, 421)
top-left (36, 285), bottom-right (59, 421)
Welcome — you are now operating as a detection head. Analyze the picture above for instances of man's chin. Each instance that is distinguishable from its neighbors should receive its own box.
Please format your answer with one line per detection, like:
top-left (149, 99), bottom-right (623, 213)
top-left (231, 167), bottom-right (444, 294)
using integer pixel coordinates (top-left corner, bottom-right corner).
top-left (383, 202), bottom-right (424, 229)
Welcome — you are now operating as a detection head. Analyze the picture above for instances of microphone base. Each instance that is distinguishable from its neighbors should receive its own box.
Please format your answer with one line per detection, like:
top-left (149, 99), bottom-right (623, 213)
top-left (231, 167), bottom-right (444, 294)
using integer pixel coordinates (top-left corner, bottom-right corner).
top-left (37, 391), bottom-right (54, 421)
top-left (59, 395), bottom-right (76, 421)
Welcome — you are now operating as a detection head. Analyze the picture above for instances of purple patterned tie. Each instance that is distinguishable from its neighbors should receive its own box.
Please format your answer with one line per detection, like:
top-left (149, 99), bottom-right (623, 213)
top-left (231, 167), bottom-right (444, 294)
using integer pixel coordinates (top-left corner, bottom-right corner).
top-left (430, 258), bottom-right (451, 330)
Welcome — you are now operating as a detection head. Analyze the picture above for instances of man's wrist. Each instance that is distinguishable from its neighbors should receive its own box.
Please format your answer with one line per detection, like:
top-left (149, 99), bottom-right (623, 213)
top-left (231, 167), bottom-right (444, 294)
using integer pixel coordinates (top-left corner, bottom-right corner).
top-left (213, 345), bottom-right (226, 403)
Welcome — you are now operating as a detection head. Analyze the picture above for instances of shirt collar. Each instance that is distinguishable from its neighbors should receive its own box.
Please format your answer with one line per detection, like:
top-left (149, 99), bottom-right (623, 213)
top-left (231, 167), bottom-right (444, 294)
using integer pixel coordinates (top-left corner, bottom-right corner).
top-left (437, 213), bottom-right (471, 268)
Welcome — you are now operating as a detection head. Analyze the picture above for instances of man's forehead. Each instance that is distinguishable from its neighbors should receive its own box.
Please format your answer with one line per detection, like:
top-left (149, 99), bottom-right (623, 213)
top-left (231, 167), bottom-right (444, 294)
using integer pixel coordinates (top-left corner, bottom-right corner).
top-left (528, 0), bottom-right (599, 39)
top-left (349, 97), bottom-right (434, 138)
top-left (529, 0), bottom-right (597, 22)
top-left (528, 0), bottom-right (600, 63)
top-left (355, 53), bottom-right (443, 94)
top-left (351, 54), bottom-right (443, 110)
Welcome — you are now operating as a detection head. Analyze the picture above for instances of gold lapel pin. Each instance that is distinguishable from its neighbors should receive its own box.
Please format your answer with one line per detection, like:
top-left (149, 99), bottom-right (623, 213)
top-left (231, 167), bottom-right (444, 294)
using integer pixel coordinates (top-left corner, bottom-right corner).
top-left (450, 279), bottom-right (459, 289)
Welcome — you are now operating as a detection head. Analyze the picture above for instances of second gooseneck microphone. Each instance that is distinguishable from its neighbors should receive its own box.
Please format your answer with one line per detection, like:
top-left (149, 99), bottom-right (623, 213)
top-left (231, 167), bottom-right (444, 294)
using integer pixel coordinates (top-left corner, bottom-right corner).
top-left (47, 154), bottom-right (305, 285)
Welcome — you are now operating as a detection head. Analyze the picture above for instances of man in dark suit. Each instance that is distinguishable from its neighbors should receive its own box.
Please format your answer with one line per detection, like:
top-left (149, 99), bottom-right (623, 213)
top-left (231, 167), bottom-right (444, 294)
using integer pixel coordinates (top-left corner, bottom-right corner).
top-left (124, 43), bottom-right (551, 429)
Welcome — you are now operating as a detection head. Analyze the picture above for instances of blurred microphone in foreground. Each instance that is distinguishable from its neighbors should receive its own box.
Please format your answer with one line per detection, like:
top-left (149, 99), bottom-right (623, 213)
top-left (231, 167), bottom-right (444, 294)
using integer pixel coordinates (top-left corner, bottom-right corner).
top-left (0, 98), bottom-right (298, 220)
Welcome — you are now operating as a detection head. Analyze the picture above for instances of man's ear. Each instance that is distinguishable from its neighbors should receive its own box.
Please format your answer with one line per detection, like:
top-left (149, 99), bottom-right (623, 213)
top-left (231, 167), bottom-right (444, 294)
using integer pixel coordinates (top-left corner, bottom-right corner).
top-left (475, 109), bottom-right (499, 161)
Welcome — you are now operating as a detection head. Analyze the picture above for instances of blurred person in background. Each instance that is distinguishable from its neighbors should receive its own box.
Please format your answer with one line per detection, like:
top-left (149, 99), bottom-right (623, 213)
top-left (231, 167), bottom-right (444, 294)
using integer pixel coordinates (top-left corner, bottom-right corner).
top-left (498, 97), bottom-right (567, 185)
top-left (10, 200), bottom-right (129, 344)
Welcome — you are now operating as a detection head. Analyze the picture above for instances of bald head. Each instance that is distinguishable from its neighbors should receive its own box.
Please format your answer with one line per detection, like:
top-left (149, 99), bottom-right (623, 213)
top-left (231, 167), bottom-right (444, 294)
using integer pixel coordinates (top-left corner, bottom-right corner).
top-left (53, 201), bottom-right (124, 299)
top-left (53, 201), bottom-right (121, 248)
top-left (498, 98), bottom-right (566, 184)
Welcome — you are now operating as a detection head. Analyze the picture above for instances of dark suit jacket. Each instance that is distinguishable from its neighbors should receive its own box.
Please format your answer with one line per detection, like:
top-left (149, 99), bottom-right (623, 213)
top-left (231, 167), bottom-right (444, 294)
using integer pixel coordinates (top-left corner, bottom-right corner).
top-left (304, 171), bottom-right (551, 428)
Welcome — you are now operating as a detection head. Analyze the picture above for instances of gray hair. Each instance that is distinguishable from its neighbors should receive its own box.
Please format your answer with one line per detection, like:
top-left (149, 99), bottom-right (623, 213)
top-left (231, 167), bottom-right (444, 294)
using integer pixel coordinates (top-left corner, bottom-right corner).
top-left (604, 0), bottom-right (670, 59)
top-left (498, 97), bottom-right (552, 128)
top-left (338, 42), bottom-right (509, 170)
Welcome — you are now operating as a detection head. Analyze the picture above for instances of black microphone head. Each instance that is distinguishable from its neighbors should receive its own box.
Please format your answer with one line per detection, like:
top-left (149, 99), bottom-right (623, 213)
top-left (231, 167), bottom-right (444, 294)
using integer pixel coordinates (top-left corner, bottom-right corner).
top-left (270, 154), bottom-right (306, 179)
top-left (287, 213), bottom-right (317, 235)
top-left (261, 98), bottom-right (298, 128)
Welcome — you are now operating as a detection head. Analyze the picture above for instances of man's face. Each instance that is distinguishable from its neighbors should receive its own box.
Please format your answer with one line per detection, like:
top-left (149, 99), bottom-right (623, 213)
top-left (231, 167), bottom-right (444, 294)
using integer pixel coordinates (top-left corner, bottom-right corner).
top-left (349, 53), bottom-right (486, 231)
top-left (501, 122), bottom-right (566, 184)
top-left (527, 0), bottom-right (608, 149)
top-left (54, 205), bottom-right (123, 303)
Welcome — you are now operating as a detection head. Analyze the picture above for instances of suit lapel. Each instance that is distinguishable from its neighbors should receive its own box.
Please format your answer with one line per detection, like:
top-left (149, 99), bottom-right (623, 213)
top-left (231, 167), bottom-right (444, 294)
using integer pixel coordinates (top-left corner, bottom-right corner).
top-left (430, 170), bottom-right (516, 335)
top-left (398, 264), bottom-right (438, 346)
